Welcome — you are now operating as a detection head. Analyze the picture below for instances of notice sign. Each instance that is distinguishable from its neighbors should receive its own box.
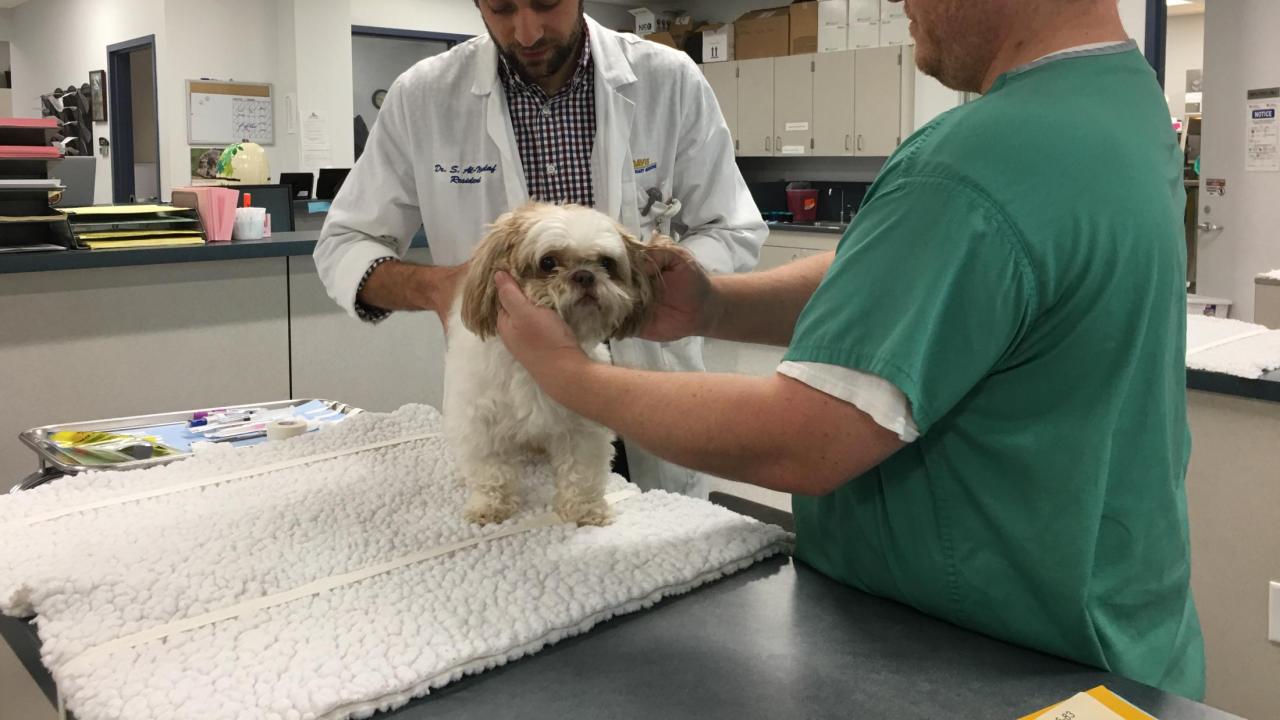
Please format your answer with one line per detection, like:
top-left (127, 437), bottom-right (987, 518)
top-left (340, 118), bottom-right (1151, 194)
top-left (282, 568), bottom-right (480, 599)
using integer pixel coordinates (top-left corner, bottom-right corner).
top-left (1246, 87), bottom-right (1280, 172)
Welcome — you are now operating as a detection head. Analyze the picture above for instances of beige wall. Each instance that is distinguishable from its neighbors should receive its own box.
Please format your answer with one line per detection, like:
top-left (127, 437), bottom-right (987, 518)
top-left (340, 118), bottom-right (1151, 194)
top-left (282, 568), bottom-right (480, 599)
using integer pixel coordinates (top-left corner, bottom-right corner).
top-left (1186, 390), bottom-right (1280, 719)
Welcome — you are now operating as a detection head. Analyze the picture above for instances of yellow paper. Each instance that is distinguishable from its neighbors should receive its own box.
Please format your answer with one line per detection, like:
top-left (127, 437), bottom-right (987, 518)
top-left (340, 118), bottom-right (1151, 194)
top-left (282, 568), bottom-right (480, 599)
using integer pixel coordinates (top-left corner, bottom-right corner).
top-left (59, 204), bottom-right (181, 215)
top-left (1019, 686), bottom-right (1155, 720)
top-left (84, 237), bottom-right (206, 249)
top-left (0, 215), bottom-right (64, 223)
top-left (79, 230), bottom-right (203, 240)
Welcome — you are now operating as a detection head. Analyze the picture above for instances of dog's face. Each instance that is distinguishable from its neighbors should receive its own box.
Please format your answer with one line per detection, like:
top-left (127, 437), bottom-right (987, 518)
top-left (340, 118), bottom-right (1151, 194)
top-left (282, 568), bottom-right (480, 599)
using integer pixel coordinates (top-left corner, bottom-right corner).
top-left (461, 204), bottom-right (660, 345)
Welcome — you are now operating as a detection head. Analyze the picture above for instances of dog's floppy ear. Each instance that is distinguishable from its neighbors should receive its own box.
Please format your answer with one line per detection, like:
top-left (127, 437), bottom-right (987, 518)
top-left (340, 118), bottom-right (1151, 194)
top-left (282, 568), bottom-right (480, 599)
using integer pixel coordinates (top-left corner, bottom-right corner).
top-left (611, 229), bottom-right (675, 340)
top-left (461, 208), bottom-right (527, 340)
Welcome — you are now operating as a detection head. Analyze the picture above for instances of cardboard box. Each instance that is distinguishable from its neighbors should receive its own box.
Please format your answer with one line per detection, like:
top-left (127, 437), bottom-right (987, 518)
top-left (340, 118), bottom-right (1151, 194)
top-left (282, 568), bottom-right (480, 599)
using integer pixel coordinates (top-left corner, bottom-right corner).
top-left (670, 15), bottom-right (698, 38)
top-left (629, 7), bottom-right (676, 36)
top-left (819, 0), bottom-right (850, 52)
top-left (880, 17), bottom-right (912, 46)
top-left (819, 24), bottom-right (848, 53)
top-left (881, 0), bottom-right (907, 21)
top-left (848, 21), bottom-right (880, 49)
top-left (790, 1), bottom-right (819, 55)
top-left (698, 22), bottom-right (735, 63)
top-left (644, 31), bottom-right (680, 50)
top-left (848, 0), bottom-right (880, 24)
top-left (819, 0), bottom-right (849, 27)
top-left (734, 6), bottom-right (791, 60)
top-left (645, 16), bottom-right (696, 54)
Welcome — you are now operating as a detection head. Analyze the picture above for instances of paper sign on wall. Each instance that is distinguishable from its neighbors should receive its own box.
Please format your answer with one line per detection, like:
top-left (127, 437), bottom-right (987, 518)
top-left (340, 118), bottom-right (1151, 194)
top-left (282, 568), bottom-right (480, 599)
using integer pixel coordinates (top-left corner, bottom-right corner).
top-left (1246, 87), bottom-right (1279, 172)
top-left (302, 112), bottom-right (332, 169)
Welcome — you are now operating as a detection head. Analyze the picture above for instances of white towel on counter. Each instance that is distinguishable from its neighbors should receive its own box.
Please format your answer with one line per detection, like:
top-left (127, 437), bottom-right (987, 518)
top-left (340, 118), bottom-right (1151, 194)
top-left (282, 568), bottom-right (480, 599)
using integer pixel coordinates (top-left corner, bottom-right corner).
top-left (1186, 314), bottom-right (1280, 379)
top-left (0, 404), bottom-right (791, 720)
top-left (1258, 269), bottom-right (1280, 282)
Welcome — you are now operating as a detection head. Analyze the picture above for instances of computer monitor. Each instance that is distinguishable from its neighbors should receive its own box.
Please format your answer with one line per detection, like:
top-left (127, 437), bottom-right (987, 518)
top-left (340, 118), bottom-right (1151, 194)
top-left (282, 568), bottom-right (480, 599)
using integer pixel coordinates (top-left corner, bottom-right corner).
top-left (233, 184), bottom-right (295, 233)
top-left (316, 168), bottom-right (351, 201)
top-left (280, 172), bottom-right (314, 200)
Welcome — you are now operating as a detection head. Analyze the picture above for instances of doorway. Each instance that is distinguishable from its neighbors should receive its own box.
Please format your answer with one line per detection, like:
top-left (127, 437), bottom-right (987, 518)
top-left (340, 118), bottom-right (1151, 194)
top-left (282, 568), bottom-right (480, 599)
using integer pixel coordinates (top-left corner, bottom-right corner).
top-left (0, 41), bottom-right (11, 117)
top-left (350, 26), bottom-right (469, 160)
top-left (107, 35), bottom-right (160, 204)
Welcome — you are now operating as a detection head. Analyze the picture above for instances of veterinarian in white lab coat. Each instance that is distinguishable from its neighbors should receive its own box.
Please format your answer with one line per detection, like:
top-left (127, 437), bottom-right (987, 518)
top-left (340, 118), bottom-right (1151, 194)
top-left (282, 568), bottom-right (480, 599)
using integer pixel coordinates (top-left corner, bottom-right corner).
top-left (314, 2), bottom-right (766, 498)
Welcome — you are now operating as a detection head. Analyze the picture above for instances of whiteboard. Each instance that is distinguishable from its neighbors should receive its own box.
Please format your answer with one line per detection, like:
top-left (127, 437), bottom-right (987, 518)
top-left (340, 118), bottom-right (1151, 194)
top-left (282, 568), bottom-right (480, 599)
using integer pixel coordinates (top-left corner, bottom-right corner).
top-left (187, 80), bottom-right (274, 146)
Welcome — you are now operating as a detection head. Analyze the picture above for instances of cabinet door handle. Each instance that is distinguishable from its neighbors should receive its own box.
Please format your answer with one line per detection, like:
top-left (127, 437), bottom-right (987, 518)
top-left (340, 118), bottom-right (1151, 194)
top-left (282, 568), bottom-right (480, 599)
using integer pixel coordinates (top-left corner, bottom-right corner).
top-left (857, 135), bottom-right (865, 152)
top-left (765, 136), bottom-right (772, 152)
top-left (776, 136), bottom-right (782, 152)
top-left (845, 134), bottom-right (851, 151)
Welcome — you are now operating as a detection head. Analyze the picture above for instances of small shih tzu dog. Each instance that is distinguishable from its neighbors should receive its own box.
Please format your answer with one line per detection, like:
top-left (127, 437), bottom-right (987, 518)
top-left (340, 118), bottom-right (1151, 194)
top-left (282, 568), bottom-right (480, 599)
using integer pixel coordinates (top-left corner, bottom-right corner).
top-left (443, 203), bottom-right (663, 526)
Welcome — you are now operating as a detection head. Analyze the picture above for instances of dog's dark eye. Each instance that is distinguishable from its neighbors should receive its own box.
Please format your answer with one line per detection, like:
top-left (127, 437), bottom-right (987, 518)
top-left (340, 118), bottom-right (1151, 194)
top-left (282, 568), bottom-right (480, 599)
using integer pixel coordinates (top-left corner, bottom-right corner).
top-left (538, 256), bottom-right (557, 273)
top-left (600, 257), bottom-right (617, 275)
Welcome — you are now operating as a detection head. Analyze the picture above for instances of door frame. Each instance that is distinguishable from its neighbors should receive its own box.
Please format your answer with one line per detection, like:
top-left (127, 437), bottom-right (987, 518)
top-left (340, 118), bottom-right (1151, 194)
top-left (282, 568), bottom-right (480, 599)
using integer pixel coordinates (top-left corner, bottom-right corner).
top-left (350, 26), bottom-right (472, 44)
top-left (106, 34), bottom-right (160, 204)
top-left (1145, 0), bottom-right (1168, 87)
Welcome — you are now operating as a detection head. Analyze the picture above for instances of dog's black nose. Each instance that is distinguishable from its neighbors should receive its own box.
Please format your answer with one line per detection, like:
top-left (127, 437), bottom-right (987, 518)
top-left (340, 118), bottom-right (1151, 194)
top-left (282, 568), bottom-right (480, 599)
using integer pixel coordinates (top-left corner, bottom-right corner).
top-left (571, 270), bottom-right (595, 288)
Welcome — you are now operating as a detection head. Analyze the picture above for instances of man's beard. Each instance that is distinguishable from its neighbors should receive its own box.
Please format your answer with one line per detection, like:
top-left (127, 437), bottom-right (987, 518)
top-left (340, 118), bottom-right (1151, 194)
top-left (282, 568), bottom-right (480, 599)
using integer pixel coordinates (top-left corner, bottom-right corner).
top-left (496, 21), bottom-right (582, 86)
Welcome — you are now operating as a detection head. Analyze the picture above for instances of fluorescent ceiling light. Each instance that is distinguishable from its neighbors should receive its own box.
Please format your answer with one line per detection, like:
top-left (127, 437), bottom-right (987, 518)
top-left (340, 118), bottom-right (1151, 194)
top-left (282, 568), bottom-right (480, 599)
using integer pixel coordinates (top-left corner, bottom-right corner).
top-left (1167, 0), bottom-right (1193, 6)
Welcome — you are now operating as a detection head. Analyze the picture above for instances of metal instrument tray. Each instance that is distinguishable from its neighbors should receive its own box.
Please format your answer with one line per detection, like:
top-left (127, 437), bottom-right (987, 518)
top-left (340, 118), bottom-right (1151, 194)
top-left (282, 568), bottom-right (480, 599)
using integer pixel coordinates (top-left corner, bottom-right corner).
top-left (18, 398), bottom-right (362, 479)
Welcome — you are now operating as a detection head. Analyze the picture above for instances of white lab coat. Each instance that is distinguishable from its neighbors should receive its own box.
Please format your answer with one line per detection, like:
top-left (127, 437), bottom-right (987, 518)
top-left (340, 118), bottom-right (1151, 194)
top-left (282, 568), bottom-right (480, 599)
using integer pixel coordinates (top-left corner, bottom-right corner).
top-left (314, 15), bottom-right (766, 498)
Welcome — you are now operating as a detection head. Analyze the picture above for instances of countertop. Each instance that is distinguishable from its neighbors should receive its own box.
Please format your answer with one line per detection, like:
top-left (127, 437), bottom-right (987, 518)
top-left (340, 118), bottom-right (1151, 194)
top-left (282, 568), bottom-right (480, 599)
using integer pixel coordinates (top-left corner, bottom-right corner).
top-left (1187, 368), bottom-right (1280, 403)
top-left (766, 221), bottom-right (848, 235)
top-left (0, 555), bottom-right (1236, 719)
top-left (0, 230), bottom-right (427, 275)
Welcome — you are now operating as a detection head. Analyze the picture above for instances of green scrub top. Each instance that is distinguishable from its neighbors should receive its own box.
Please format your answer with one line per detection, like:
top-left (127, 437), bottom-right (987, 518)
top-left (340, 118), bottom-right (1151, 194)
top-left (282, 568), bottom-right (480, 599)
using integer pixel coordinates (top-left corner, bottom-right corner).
top-left (785, 43), bottom-right (1205, 699)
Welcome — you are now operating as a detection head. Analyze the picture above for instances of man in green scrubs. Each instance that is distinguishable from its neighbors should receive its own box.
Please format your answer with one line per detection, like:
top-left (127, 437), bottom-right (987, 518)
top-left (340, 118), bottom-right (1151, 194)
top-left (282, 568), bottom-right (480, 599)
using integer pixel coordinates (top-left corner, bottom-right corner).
top-left (491, 0), bottom-right (1205, 698)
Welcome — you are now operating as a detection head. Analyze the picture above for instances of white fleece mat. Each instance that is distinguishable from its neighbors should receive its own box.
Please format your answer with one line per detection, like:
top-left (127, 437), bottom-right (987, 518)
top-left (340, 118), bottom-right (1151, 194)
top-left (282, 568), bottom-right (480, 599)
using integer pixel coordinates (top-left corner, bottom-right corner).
top-left (0, 405), bottom-right (791, 720)
top-left (1186, 314), bottom-right (1280, 379)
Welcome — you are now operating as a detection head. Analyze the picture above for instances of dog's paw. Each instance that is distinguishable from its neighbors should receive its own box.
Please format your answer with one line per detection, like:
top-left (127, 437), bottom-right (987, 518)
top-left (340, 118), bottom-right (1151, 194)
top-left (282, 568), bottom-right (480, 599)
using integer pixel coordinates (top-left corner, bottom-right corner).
top-left (464, 492), bottom-right (518, 526)
top-left (555, 498), bottom-right (612, 527)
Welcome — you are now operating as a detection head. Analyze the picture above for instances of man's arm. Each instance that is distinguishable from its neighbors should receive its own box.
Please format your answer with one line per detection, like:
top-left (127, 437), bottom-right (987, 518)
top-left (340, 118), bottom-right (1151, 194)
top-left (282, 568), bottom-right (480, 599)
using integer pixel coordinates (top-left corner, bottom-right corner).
top-left (641, 246), bottom-right (833, 348)
top-left (709, 251), bottom-right (833, 346)
top-left (313, 76), bottom-right (463, 321)
top-left (356, 260), bottom-right (466, 315)
top-left (495, 273), bottom-right (904, 493)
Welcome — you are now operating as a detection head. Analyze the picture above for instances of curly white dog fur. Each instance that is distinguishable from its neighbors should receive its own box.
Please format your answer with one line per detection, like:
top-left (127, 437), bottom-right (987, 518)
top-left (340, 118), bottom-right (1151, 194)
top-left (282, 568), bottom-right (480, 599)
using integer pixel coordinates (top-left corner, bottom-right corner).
top-left (444, 204), bottom-right (661, 526)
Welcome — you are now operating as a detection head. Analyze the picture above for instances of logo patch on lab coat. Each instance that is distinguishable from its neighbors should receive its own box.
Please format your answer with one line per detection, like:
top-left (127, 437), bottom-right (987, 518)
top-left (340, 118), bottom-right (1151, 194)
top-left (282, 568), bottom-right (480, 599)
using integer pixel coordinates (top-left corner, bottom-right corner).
top-left (633, 158), bottom-right (657, 174)
top-left (435, 163), bottom-right (497, 185)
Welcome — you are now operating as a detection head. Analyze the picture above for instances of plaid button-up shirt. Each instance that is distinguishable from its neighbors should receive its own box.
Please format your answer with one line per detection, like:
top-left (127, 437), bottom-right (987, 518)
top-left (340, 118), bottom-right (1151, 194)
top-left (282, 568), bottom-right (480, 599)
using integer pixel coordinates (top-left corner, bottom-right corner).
top-left (356, 29), bottom-right (597, 322)
top-left (498, 27), bottom-right (596, 206)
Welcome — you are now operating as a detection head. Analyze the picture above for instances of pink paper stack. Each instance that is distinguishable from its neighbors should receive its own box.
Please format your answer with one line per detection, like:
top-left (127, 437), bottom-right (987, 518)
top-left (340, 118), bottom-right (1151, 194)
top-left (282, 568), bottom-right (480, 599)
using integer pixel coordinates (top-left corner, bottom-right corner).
top-left (0, 146), bottom-right (62, 159)
top-left (171, 186), bottom-right (239, 242)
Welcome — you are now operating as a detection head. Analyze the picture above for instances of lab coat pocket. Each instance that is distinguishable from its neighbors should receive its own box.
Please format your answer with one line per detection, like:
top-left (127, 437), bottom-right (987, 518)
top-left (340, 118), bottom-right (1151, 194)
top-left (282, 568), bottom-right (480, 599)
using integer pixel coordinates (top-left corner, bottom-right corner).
top-left (634, 182), bottom-right (680, 241)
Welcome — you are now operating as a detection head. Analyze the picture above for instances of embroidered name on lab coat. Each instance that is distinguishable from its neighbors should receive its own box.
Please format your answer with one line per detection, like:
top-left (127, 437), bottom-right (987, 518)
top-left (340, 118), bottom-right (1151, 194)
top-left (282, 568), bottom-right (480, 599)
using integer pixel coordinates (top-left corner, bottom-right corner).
top-left (435, 163), bottom-right (498, 185)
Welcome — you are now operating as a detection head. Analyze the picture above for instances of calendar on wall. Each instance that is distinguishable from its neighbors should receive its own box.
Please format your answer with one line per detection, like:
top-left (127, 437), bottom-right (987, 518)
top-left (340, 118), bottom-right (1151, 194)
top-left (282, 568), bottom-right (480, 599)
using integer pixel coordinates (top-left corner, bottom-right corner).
top-left (187, 80), bottom-right (274, 146)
